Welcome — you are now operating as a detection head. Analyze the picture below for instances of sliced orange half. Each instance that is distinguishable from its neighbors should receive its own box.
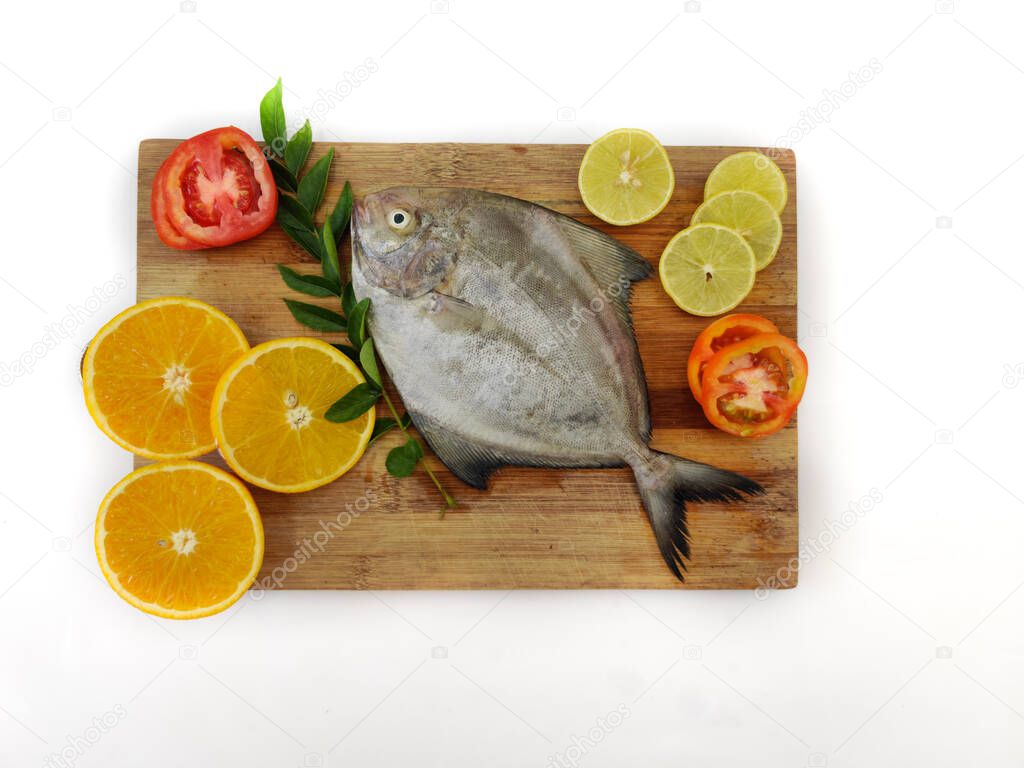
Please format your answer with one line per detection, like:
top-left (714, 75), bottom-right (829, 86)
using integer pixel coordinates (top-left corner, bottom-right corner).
top-left (211, 338), bottom-right (375, 493)
top-left (95, 460), bottom-right (264, 619)
top-left (83, 297), bottom-right (250, 459)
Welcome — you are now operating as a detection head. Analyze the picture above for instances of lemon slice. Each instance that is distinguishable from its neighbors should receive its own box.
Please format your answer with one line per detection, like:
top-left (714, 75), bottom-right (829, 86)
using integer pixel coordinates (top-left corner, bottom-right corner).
top-left (691, 191), bottom-right (782, 270)
top-left (211, 338), bottom-right (375, 493)
top-left (659, 224), bottom-right (757, 316)
top-left (704, 151), bottom-right (788, 214)
top-left (578, 128), bottom-right (675, 226)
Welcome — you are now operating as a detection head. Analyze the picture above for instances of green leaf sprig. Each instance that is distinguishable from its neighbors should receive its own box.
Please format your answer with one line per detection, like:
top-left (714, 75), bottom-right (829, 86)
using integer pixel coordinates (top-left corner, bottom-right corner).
top-left (260, 79), bottom-right (456, 515)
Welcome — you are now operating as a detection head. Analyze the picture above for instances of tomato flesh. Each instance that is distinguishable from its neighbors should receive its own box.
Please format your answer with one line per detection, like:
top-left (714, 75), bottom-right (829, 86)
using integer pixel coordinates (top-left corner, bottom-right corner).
top-left (700, 333), bottom-right (807, 438)
top-left (181, 150), bottom-right (262, 228)
top-left (687, 313), bottom-right (779, 400)
top-left (152, 127), bottom-right (277, 250)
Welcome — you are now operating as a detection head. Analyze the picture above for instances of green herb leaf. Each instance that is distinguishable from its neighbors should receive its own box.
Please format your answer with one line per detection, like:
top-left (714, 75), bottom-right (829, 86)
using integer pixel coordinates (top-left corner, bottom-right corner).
top-left (284, 120), bottom-right (312, 176)
top-left (386, 438), bottom-right (424, 477)
top-left (342, 282), bottom-right (357, 318)
top-left (260, 78), bottom-right (287, 158)
top-left (359, 338), bottom-right (382, 387)
top-left (325, 382), bottom-right (380, 422)
top-left (277, 219), bottom-right (322, 260)
top-left (347, 298), bottom-right (370, 348)
top-left (297, 147), bottom-right (334, 214)
top-left (269, 158), bottom-right (297, 192)
top-left (320, 219), bottom-right (340, 289)
top-left (278, 194), bottom-right (316, 233)
top-left (277, 265), bottom-right (339, 297)
top-left (329, 181), bottom-right (354, 241)
top-left (368, 413), bottom-right (412, 445)
top-left (331, 343), bottom-right (360, 363)
top-left (283, 299), bottom-right (347, 332)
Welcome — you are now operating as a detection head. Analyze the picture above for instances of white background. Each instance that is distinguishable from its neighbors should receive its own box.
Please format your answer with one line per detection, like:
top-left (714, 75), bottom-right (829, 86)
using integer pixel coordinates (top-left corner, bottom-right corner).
top-left (2, 0), bottom-right (1022, 765)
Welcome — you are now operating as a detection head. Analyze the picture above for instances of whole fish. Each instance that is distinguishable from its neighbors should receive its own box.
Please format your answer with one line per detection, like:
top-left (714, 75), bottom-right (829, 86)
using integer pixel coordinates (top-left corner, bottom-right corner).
top-left (352, 187), bottom-right (762, 579)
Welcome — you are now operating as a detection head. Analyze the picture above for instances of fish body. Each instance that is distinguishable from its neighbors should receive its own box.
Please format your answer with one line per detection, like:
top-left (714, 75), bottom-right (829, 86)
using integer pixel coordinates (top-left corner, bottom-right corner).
top-left (352, 187), bottom-right (761, 579)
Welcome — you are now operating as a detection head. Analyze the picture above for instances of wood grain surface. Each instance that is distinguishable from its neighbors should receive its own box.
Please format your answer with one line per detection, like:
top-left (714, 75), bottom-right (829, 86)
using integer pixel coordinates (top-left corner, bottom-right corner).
top-left (137, 140), bottom-right (798, 590)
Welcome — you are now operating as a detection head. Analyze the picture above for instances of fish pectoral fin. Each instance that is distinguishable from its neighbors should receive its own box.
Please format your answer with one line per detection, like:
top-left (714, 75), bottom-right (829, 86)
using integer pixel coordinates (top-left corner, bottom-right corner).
top-left (406, 412), bottom-right (503, 489)
top-left (555, 215), bottom-right (653, 328)
top-left (427, 291), bottom-right (493, 333)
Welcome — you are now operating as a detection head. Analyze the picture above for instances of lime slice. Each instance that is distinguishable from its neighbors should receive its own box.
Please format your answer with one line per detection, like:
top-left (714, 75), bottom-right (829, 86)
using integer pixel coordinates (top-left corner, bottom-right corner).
top-left (578, 128), bottom-right (675, 226)
top-left (704, 151), bottom-right (788, 214)
top-left (659, 224), bottom-right (757, 316)
top-left (691, 191), bottom-right (782, 270)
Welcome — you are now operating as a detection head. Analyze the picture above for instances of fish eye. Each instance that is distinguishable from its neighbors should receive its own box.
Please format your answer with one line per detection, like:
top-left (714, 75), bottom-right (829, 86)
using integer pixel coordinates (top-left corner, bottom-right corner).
top-left (388, 209), bottom-right (413, 231)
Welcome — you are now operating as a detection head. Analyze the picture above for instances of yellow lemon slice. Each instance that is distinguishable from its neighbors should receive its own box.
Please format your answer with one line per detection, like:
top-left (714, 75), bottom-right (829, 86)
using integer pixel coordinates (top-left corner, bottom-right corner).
top-left (659, 224), bottom-right (757, 316)
top-left (704, 151), bottom-right (788, 214)
top-left (578, 128), bottom-right (675, 225)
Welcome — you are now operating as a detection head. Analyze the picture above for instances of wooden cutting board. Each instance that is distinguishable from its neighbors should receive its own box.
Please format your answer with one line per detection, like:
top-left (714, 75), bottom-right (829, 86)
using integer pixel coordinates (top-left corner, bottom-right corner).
top-left (137, 140), bottom-right (797, 590)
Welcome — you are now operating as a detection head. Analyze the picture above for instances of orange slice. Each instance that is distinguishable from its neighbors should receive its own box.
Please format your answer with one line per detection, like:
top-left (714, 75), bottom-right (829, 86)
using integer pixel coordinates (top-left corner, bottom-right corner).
top-left (211, 338), bottom-right (375, 493)
top-left (95, 460), bottom-right (264, 619)
top-left (83, 297), bottom-right (249, 459)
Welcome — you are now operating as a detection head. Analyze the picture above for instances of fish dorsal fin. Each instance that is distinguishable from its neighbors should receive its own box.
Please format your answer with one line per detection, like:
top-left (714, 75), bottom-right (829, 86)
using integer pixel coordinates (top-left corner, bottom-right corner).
top-left (555, 215), bottom-right (653, 326)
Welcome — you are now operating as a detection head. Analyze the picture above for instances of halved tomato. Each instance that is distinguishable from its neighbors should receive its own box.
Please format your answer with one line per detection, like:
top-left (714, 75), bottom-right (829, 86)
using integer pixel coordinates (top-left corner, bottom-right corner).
top-left (687, 313), bottom-right (779, 400)
top-left (152, 127), bottom-right (277, 249)
top-left (699, 332), bottom-right (807, 438)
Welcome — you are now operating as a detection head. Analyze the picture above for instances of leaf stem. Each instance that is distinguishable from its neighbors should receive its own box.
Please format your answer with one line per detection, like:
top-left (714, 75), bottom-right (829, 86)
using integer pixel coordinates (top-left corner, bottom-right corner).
top-left (378, 386), bottom-right (456, 514)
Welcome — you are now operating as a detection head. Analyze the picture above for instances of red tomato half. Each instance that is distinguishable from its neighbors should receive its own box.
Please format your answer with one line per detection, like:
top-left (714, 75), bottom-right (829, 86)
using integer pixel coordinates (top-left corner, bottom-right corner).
top-left (152, 127), bottom-right (277, 249)
top-left (687, 314), bottom-right (779, 400)
top-left (700, 332), bottom-right (807, 438)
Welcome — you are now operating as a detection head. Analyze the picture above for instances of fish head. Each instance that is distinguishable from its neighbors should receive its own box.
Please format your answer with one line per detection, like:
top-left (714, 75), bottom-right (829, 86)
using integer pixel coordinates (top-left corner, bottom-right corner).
top-left (353, 187), bottom-right (456, 298)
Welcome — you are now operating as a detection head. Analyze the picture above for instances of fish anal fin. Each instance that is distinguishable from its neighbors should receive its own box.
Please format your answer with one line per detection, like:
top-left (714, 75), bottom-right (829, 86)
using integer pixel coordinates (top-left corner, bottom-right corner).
top-left (406, 412), bottom-right (502, 490)
top-left (407, 410), bottom-right (626, 490)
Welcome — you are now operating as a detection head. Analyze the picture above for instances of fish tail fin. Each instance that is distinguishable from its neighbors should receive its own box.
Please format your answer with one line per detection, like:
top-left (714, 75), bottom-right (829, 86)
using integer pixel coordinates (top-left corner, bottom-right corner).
top-left (630, 451), bottom-right (764, 582)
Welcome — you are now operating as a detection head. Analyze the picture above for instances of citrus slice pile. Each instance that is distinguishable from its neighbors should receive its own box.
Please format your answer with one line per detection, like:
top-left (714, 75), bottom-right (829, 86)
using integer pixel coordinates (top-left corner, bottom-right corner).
top-left (85, 297), bottom-right (382, 619)
top-left (659, 151), bottom-right (789, 316)
top-left (658, 224), bottom-right (757, 316)
top-left (578, 128), bottom-right (675, 226)
top-left (211, 338), bottom-right (375, 493)
top-left (83, 297), bottom-right (249, 459)
top-left (95, 461), bottom-right (264, 619)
